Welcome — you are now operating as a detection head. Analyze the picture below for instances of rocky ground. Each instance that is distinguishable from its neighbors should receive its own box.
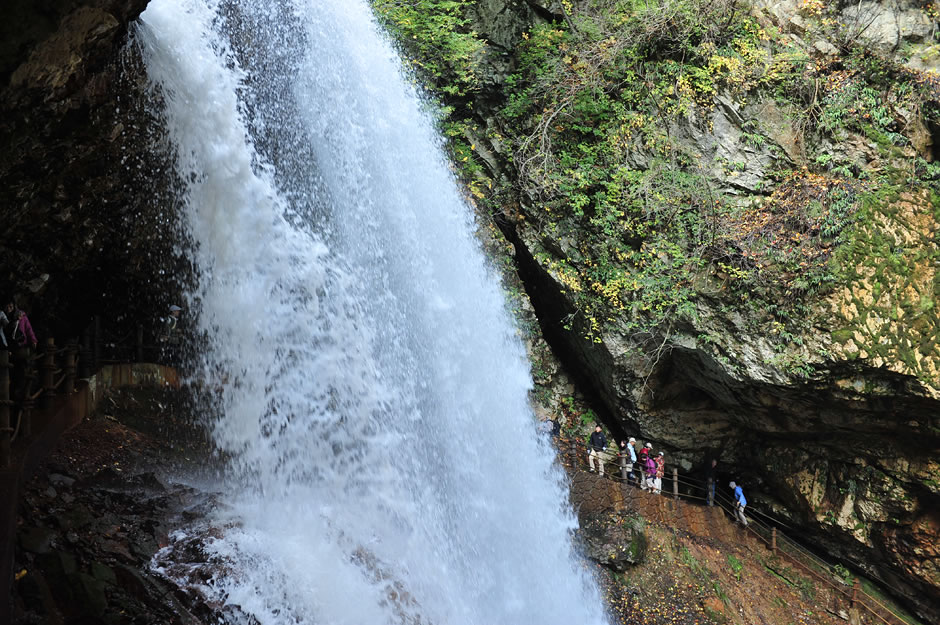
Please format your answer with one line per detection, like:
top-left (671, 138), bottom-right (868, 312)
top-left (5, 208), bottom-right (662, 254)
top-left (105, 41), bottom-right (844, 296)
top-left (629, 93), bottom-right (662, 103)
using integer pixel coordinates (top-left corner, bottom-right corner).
top-left (11, 387), bottom-right (216, 625)
top-left (596, 523), bottom-right (854, 625)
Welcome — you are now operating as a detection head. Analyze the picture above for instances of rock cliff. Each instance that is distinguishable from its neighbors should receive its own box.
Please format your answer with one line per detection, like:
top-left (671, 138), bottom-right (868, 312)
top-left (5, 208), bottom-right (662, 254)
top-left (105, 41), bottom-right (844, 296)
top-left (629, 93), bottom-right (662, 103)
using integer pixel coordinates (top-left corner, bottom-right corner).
top-left (0, 0), bottom-right (183, 339)
top-left (373, 0), bottom-right (940, 620)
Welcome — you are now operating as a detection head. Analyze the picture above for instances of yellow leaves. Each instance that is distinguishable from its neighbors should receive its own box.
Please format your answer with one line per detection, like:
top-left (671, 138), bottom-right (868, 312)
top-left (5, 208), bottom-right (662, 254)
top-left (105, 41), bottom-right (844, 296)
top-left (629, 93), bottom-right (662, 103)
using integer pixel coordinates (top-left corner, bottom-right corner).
top-left (798, 0), bottom-right (825, 16)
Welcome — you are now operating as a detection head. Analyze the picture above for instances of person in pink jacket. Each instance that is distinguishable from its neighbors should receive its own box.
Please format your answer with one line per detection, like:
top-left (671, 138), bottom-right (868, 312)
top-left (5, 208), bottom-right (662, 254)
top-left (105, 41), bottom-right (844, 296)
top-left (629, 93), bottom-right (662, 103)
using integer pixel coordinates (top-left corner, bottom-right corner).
top-left (644, 455), bottom-right (657, 492)
top-left (12, 308), bottom-right (37, 348)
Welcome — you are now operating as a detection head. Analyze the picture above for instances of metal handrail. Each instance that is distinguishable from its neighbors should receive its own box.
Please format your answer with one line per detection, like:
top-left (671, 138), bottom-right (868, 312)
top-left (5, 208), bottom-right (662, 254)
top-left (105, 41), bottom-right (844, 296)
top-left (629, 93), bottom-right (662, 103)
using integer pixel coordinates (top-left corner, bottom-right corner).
top-left (562, 435), bottom-right (918, 625)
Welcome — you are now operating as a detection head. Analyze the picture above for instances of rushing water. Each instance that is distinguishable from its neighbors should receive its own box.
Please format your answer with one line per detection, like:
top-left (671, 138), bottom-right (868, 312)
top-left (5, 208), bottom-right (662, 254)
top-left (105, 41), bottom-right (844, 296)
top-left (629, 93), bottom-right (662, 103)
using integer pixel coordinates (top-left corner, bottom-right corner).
top-left (138, 1), bottom-right (607, 623)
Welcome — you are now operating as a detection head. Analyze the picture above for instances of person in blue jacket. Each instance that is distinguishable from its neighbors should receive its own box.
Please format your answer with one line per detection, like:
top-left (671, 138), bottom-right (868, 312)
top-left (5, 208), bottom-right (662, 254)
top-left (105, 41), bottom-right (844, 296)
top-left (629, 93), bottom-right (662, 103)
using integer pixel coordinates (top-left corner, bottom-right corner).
top-left (730, 481), bottom-right (748, 526)
top-left (626, 437), bottom-right (638, 483)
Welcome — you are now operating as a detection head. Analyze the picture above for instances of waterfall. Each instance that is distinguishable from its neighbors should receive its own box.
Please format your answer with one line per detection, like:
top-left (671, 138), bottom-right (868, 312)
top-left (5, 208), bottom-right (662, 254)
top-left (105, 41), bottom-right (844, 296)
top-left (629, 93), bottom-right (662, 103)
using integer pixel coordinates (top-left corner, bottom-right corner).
top-left (138, 1), bottom-right (608, 623)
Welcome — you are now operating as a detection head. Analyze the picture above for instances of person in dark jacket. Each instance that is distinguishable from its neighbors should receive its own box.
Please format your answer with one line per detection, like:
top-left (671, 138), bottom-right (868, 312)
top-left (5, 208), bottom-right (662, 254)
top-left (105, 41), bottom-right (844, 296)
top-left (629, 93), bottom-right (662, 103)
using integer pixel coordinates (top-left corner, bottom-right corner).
top-left (587, 425), bottom-right (608, 475)
top-left (706, 459), bottom-right (718, 506)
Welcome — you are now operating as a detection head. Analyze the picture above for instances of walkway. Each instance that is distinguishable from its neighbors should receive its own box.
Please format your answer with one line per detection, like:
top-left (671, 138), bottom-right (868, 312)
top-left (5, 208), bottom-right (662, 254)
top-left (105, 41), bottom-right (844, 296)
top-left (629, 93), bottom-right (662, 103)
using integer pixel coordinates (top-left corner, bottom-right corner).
top-left (559, 437), bottom-right (920, 625)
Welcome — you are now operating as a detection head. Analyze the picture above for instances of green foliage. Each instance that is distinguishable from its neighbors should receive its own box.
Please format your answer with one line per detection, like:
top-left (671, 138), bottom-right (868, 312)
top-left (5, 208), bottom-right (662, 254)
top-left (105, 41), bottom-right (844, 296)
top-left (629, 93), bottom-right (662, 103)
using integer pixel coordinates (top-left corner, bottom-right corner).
top-left (832, 563), bottom-right (853, 584)
top-left (371, 0), bottom-right (940, 371)
top-left (372, 0), bottom-right (483, 97)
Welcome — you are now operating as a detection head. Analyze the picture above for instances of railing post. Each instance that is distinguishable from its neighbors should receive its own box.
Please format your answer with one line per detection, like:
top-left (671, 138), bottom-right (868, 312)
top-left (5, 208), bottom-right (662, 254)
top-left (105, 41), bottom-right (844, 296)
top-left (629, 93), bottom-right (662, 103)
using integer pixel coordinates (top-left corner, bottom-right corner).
top-left (672, 467), bottom-right (679, 500)
top-left (42, 337), bottom-right (56, 412)
top-left (619, 451), bottom-right (628, 481)
top-left (63, 340), bottom-right (77, 395)
top-left (771, 527), bottom-right (777, 556)
top-left (0, 351), bottom-right (10, 467)
top-left (136, 324), bottom-right (144, 362)
top-left (569, 439), bottom-right (578, 467)
top-left (850, 577), bottom-right (859, 608)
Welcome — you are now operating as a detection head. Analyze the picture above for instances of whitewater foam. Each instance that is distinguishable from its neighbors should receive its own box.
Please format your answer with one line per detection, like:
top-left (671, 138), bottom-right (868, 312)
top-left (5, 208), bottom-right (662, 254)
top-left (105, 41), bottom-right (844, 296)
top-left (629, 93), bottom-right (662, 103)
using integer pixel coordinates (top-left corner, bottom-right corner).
top-left (139, 1), bottom-right (608, 623)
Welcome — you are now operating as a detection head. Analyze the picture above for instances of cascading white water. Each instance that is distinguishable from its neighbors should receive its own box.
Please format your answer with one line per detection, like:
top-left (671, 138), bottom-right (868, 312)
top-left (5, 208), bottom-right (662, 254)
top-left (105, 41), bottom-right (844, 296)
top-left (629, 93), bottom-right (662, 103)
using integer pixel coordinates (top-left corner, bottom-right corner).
top-left (138, 0), bottom-right (609, 623)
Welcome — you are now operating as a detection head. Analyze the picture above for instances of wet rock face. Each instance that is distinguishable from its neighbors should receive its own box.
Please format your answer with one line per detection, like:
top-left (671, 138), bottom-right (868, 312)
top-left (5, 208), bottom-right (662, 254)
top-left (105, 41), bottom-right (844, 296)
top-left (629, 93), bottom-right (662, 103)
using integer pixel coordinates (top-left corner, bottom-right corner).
top-left (0, 0), bottom-right (186, 338)
top-left (15, 463), bottom-right (197, 624)
top-left (529, 283), bottom-right (940, 618)
top-left (579, 510), bottom-right (648, 572)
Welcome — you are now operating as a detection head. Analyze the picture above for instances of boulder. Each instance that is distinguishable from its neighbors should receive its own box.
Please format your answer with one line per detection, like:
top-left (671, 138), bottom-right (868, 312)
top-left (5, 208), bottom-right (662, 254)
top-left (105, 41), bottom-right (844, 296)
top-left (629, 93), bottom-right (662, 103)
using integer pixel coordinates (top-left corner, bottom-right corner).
top-left (578, 510), bottom-right (648, 571)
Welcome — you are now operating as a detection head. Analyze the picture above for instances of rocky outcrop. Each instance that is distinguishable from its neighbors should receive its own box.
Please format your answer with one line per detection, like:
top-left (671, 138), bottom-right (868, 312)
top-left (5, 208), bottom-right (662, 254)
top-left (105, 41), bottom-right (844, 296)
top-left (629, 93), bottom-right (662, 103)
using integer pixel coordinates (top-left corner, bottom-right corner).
top-left (509, 99), bottom-right (940, 625)
top-left (579, 510), bottom-right (647, 572)
top-left (504, 119), bottom-right (940, 623)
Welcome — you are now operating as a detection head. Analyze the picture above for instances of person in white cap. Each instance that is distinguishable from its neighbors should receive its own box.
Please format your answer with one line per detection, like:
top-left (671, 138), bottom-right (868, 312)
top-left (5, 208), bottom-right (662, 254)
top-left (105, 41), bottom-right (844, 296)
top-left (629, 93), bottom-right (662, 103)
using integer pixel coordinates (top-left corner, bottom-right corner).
top-left (161, 305), bottom-right (182, 344)
top-left (626, 437), bottom-right (637, 483)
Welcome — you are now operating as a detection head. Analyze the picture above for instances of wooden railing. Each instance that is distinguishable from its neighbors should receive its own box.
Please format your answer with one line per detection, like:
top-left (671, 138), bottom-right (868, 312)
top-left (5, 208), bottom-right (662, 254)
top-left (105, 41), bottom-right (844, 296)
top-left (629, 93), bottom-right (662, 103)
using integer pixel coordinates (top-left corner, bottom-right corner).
top-left (0, 315), bottom-right (175, 468)
top-left (0, 339), bottom-right (81, 467)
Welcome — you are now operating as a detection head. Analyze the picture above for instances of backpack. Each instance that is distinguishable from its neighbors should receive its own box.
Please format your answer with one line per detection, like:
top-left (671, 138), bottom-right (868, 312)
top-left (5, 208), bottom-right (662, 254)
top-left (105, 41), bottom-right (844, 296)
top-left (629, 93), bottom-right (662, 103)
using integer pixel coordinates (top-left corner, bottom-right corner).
top-left (11, 319), bottom-right (23, 345)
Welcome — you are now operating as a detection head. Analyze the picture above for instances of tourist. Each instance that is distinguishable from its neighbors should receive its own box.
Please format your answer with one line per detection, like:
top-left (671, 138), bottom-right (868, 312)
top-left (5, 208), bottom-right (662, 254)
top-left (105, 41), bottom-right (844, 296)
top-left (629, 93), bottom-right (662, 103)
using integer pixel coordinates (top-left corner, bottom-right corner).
top-left (644, 453), bottom-right (657, 491)
top-left (2, 302), bottom-right (16, 348)
top-left (625, 437), bottom-right (637, 483)
top-left (0, 304), bottom-right (9, 351)
top-left (159, 304), bottom-right (182, 364)
top-left (730, 481), bottom-right (748, 526)
top-left (11, 308), bottom-right (37, 349)
top-left (161, 304), bottom-right (182, 344)
top-left (654, 451), bottom-right (665, 494)
top-left (706, 459), bottom-right (718, 506)
top-left (587, 424), bottom-right (607, 475)
top-left (638, 442), bottom-right (651, 490)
